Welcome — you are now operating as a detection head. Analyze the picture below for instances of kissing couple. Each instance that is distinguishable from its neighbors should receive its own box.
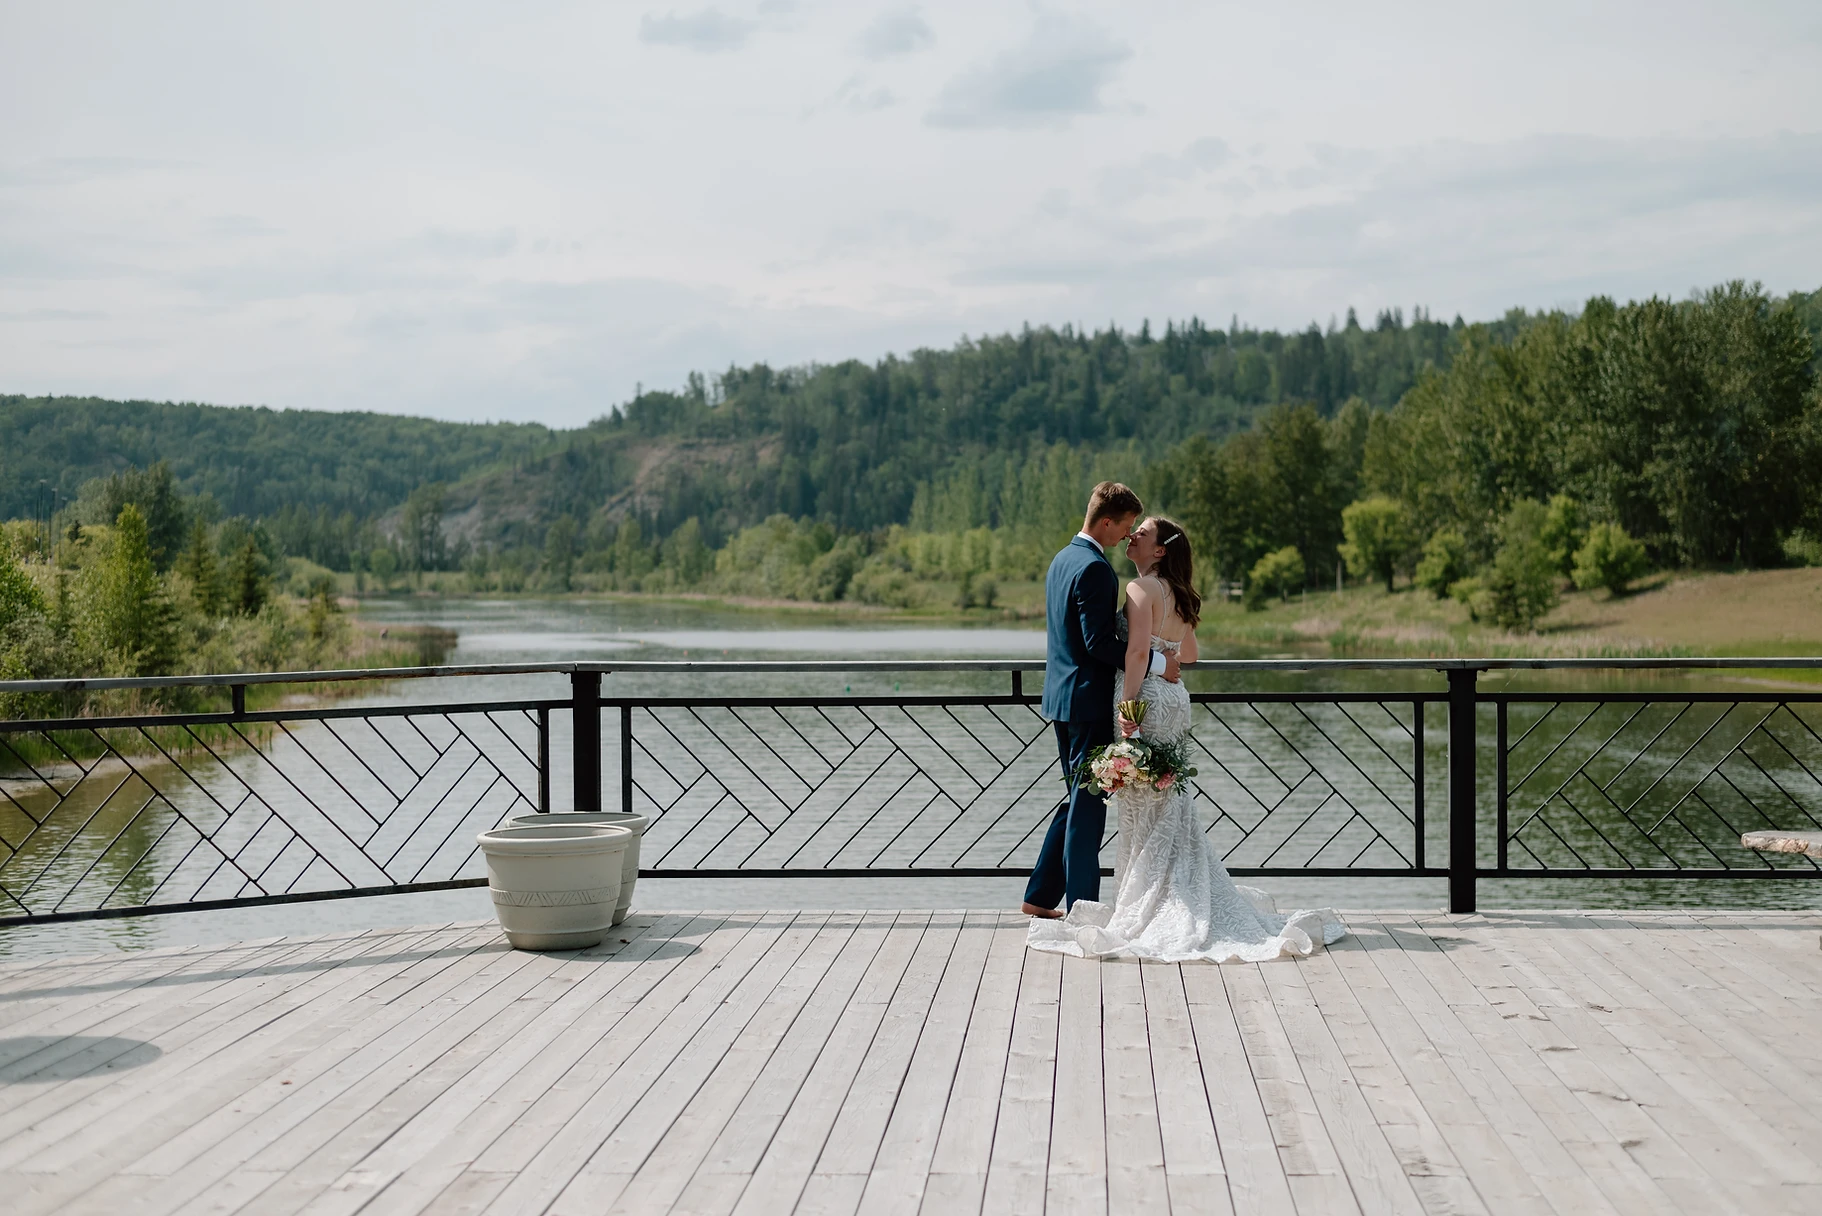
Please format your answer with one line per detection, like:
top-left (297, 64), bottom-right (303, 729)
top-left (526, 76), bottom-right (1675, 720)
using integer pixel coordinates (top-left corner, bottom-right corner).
top-left (1022, 481), bottom-right (1346, 963)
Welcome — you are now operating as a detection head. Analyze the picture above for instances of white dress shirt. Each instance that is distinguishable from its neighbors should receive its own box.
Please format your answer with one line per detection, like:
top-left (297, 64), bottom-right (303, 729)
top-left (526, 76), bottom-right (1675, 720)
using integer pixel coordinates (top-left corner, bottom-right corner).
top-left (1077, 531), bottom-right (1168, 676)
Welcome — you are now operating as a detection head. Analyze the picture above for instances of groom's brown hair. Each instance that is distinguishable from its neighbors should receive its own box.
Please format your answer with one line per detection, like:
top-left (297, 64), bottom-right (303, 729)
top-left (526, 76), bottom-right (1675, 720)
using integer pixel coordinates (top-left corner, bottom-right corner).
top-left (1084, 481), bottom-right (1143, 527)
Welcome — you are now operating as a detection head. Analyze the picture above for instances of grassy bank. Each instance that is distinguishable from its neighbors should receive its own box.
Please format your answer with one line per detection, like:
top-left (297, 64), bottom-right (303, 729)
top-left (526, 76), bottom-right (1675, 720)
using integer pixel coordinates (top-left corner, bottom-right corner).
top-left (1193, 566), bottom-right (1822, 662)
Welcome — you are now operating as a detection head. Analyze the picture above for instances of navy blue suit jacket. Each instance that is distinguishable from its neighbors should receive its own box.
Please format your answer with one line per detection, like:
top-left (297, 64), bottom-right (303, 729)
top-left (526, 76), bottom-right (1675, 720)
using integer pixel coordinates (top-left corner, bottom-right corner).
top-left (1042, 536), bottom-right (1125, 723)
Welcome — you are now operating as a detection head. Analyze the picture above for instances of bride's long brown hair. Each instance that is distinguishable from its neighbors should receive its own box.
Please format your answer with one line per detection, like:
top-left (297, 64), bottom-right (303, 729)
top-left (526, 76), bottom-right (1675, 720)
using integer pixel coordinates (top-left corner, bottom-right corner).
top-left (1148, 516), bottom-right (1201, 629)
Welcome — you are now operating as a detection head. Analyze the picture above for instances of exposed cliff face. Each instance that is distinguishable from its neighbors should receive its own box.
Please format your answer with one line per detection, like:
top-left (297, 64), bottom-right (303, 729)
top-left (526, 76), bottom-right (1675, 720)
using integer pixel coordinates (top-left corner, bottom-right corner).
top-left (415, 432), bottom-right (784, 550)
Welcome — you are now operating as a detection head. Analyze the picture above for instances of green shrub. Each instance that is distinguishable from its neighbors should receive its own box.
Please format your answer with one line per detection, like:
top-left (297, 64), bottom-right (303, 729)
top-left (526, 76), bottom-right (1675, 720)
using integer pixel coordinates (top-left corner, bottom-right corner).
top-left (1338, 496), bottom-right (1412, 592)
top-left (0, 532), bottom-right (46, 634)
top-left (367, 546), bottom-right (399, 590)
top-left (462, 550), bottom-right (492, 592)
top-left (805, 537), bottom-right (864, 602)
top-left (956, 571), bottom-right (998, 610)
top-left (1414, 530), bottom-right (1472, 599)
top-left (849, 555), bottom-right (924, 609)
top-left (1448, 576), bottom-right (1487, 622)
top-left (1572, 523), bottom-right (1650, 595)
top-left (1782, 529), bottom-right (1822, 567)
top-left (665, 517), bottom-right (714, 584)
top-left (1483, 501), bottom-right (1559, 631)
top-left (283, 555), bottom-right (338, 598)
top-left (1245, 546), bottom-right (1304, 610)
top-left (1539, 494), bottom-right (1587, 578)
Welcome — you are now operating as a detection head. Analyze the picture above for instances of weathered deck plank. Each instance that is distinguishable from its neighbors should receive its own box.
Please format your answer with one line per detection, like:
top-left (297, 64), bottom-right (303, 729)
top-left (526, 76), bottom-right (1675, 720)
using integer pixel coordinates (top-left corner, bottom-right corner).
top-left (3, 908), bottom-right (1821, 1215)
top-left (729, 912), bottom-right (933, 1216)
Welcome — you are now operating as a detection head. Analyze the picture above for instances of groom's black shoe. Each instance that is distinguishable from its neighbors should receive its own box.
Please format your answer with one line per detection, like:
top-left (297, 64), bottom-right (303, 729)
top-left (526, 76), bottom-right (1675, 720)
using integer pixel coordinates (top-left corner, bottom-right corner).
top-left (1021, 902), bottom-right (1064, 919)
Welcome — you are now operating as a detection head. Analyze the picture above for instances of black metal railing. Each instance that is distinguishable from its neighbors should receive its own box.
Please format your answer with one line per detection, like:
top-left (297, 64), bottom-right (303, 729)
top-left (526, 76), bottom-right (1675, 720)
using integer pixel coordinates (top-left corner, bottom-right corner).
top-left (615, 691), bottom-right (1438, 880)
top-left (1, 658), bottom-right (1818, 926)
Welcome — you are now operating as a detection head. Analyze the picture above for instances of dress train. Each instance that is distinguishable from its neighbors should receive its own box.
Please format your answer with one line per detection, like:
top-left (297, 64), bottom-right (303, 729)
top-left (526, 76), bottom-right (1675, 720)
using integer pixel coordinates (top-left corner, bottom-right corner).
top-left (1027, 661), bottom-right (1348, 963)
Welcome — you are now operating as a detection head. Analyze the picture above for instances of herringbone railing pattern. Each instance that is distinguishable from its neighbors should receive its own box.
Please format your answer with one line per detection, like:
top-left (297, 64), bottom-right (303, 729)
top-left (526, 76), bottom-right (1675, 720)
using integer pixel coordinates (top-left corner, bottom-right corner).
top-left (621, 696), bottom-right (1432, 875)
top-left (1499, 697), bottom-right (1822, 872)
top-left (5, 660), bottom-right (1822, 923)
top-left (0, 707), bottom-right (544, 921)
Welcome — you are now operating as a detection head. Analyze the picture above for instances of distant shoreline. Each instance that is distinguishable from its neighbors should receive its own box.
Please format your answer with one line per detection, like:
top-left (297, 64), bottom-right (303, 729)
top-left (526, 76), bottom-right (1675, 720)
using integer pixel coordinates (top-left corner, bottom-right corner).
top-left (342, 565), bottom-right (1822, 667)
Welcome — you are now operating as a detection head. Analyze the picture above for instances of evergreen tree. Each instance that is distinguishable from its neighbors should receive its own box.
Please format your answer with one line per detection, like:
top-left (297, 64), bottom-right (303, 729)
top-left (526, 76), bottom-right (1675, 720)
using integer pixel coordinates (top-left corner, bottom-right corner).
top-left (82, 505), bottom-right (179, 675)
top-left (75, 462), bottom-right (190, 571)
top-left (543, 515), bottom-right (578, 591)
top-left (180, 518), bottom-right (223, 616)
top-left (229, 537), bottom-right (269, 616)
top-left (400, 483), bottom-right (448, 575)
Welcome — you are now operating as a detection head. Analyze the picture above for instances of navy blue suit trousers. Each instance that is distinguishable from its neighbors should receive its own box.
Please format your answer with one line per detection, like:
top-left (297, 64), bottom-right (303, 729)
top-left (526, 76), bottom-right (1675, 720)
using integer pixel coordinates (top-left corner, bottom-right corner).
top-left (1024, 717), bottom-right (1116, 910)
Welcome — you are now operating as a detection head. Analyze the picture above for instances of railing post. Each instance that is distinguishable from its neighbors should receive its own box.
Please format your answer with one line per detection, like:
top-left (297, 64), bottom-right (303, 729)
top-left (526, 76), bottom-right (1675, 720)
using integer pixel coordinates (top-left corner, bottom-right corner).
top-left (1495, 699), bottom-right (1508, 873)
top-left (230, 684), bottom-right (246, 717)
top-left (1447, 666), bottom-right (1479, 913)
top-left (1412, 700), bottom-right (1424, 872)
top-left (621, 704), bottom-right (634, 816)
top-left (572, 671), bottom-right (601, 812)
top-left (537, 706), bottom-right (551, 813)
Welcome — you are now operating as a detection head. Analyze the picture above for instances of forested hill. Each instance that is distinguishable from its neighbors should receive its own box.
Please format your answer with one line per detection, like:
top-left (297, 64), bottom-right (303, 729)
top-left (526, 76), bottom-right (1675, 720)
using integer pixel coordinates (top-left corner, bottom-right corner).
top-left (6, 285), bottom-right (1820, 566)
top-left (0, 398), bottom-right (554, 522)
top-left (1, 306), bottom-right (1473, 543)
top-left (582, 307), bottom-right (1473, 540)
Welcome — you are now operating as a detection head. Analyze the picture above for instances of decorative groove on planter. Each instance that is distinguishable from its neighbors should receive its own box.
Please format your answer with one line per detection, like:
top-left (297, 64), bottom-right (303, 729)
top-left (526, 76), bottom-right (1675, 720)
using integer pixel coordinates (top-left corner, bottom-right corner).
top-left (487, 885), bottom-right (621, 907)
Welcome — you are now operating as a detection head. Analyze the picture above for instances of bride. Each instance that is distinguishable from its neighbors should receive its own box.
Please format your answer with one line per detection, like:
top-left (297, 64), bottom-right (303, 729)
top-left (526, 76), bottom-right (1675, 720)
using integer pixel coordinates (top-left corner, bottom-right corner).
top-left (1027, 517), bottom-right (1348, 963)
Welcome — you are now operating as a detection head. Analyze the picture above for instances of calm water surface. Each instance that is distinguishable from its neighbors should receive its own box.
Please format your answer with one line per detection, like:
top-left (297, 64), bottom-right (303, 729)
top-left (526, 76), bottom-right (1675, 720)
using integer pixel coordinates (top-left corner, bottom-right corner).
top-left (4, 597), bottom-right (1814, 958)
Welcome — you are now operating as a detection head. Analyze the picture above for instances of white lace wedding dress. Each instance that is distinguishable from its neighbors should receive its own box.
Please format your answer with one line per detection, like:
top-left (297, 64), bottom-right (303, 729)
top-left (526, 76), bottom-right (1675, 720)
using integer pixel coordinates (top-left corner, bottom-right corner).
top-left (1027, 637), bottom-right (1348, 963)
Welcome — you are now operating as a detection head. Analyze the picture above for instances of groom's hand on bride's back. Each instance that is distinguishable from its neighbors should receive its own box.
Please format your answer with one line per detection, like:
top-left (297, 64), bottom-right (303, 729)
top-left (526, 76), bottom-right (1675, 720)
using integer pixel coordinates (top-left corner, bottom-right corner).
top-left (1162, 654), bottom-right (1181, 683)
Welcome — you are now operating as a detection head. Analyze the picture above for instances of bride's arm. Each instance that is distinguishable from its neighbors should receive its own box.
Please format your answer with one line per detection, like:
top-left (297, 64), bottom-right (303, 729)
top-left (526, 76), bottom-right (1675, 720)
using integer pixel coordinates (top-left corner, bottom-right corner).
top-left (1181, 629), bottom-right (1198, 665)
top-left (1121, 580), bottom-right (1152, 708)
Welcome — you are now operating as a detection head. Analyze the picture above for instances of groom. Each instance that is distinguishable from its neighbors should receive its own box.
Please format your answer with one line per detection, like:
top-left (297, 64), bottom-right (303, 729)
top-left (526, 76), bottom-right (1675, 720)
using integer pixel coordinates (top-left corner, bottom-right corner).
top-left (1022, 482), bottom-right (1179, 918)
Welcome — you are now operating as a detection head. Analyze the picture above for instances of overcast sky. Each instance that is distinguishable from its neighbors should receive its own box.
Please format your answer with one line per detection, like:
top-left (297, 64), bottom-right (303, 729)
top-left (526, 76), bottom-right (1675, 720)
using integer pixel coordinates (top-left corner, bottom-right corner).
top-left (3, 1), bottom-right (1820, 427)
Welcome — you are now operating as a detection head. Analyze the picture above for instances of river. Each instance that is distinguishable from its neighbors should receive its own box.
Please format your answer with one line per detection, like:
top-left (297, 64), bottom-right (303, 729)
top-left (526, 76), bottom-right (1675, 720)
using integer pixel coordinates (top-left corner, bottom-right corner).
top-left (3, 596), bottom-right (1816, 959)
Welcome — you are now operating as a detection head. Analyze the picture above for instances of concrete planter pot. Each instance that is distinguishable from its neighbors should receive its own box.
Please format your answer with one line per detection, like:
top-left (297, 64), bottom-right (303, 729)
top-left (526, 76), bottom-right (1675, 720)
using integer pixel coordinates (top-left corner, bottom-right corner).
top-left (475, 823), bottom-right (633, 951)
top-left (509, 811), bottom-right (649, 925)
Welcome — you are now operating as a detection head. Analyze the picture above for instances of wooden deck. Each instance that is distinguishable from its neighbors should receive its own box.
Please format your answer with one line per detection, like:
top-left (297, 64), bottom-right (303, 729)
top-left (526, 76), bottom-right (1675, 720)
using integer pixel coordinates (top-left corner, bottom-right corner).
top-left (3, 909), bottom-right (1821, 1216)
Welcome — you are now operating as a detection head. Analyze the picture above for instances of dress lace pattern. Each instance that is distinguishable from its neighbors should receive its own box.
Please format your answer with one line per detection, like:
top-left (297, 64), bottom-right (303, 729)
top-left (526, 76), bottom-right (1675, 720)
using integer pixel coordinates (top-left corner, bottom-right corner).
top-left (1027, 639), bottom-right (1348, 963)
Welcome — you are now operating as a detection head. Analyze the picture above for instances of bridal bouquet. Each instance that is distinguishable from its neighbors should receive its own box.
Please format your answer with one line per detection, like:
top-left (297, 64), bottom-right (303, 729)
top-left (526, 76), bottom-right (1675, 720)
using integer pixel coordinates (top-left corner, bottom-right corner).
top-left (1074, 700), bottom-right (1198, 795)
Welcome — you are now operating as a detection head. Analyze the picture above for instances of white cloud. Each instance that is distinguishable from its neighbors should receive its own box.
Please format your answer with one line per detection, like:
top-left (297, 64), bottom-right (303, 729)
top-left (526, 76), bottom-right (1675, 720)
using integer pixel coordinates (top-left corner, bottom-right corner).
top-left (638, 8), bottom-right (756, 52)
top-left (0, 1), bottom-right (1819, 425)
top-left (1098, 137), bottom-right (1230, 203)
top-left (823, 74), bottom-right (898, 113)
top-left (856, 7), bottom-right (934, 59)
top-left (926, 8), bottom-right (1130, 129)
